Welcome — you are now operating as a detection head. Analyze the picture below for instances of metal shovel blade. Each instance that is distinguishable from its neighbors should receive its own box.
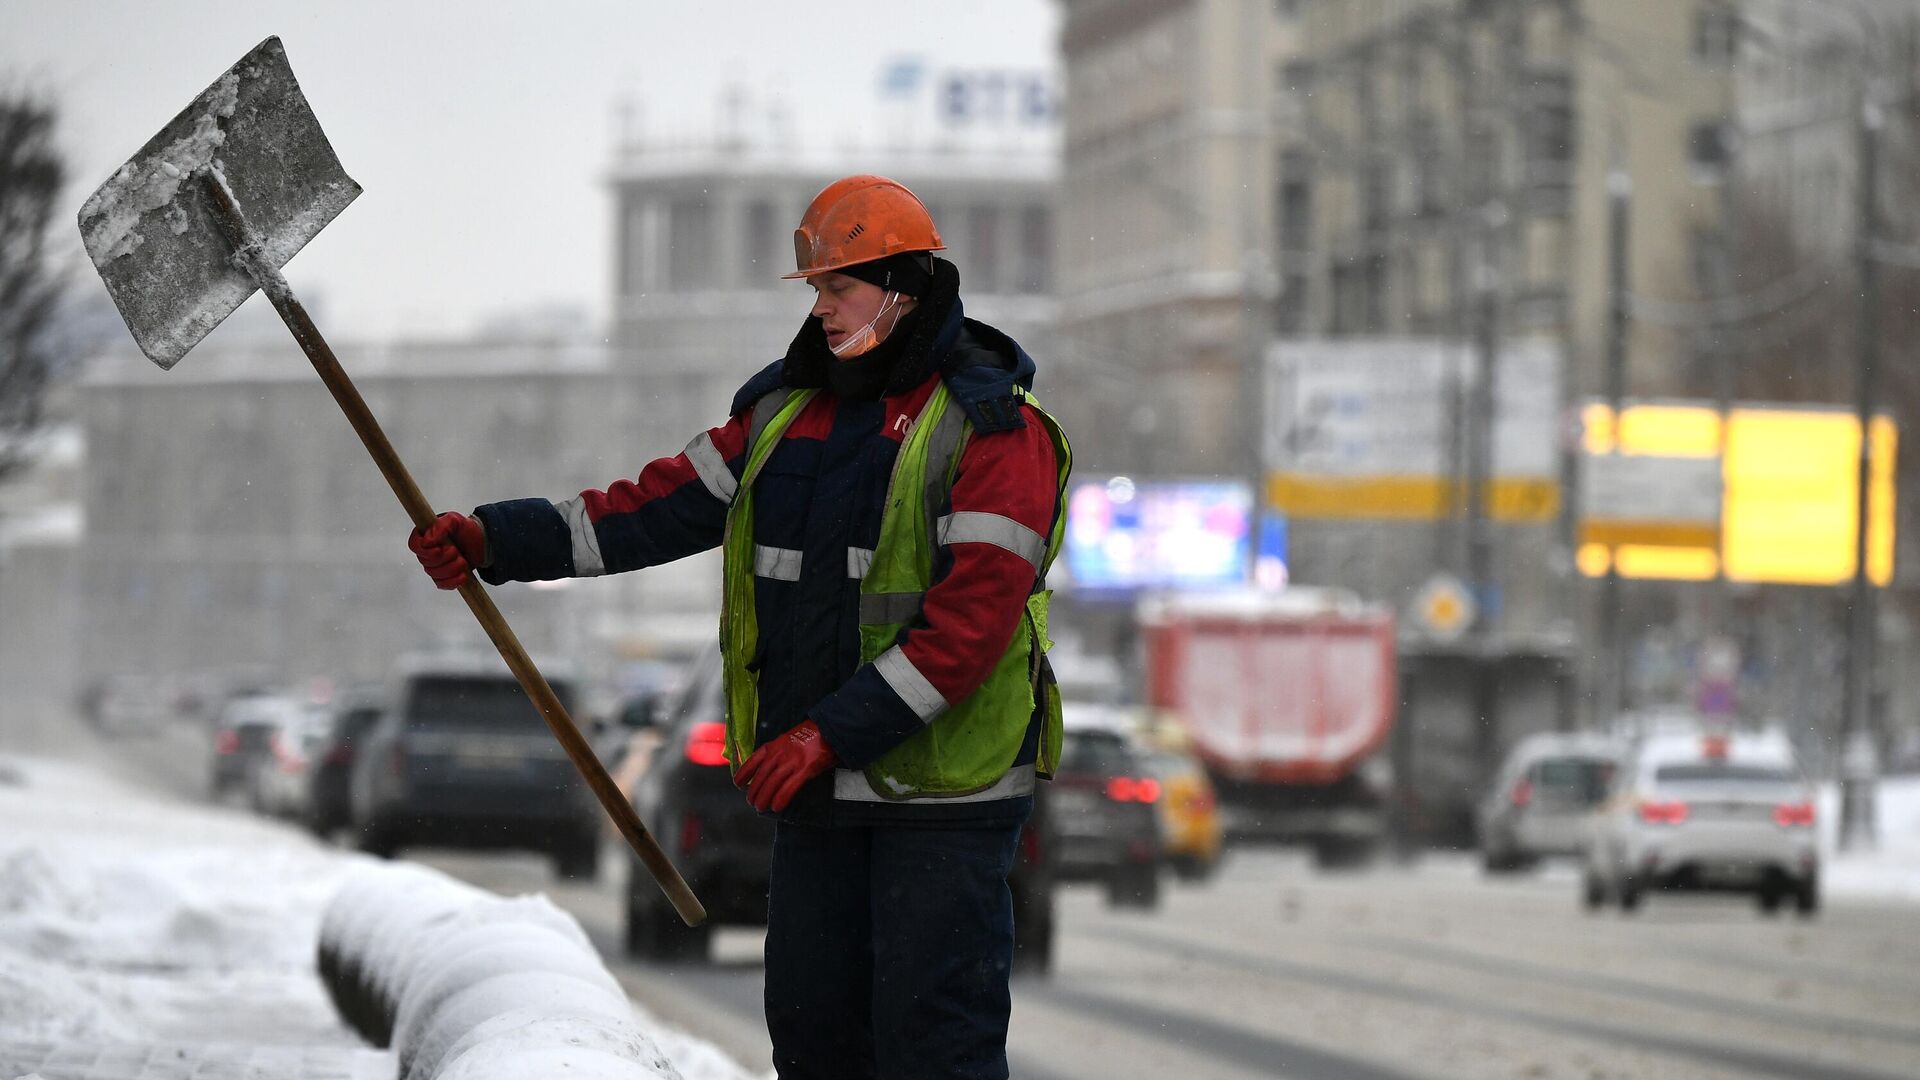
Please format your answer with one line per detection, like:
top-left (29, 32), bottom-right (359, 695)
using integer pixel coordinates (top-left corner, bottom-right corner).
top-left (76, 36), bottom-right (359, 369)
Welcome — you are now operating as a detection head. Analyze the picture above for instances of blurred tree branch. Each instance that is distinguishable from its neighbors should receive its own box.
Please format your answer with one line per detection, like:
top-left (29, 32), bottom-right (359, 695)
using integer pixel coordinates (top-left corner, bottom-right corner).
top-left (0, 91), bottom-right (68, 486)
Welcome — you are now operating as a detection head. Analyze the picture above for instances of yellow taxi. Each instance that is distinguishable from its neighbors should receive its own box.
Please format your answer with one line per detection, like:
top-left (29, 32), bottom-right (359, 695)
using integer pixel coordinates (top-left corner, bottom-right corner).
top-left (1138, 714), bottom-right (1225, 881)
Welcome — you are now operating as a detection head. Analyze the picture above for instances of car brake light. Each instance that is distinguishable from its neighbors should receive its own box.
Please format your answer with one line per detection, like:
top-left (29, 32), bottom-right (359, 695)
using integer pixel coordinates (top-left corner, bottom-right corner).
top-left (389, 744), bottom-right (408, 779)
top-left (215, 730), bottom-right (239, 755)
top-left (1510, 779), bottom-right (1533, 808)
top-left (1105, 777), bottom-right (1162, 803)
top-left (1638, 799), bottom-right (1689, 825)
top-left (1774, 802), bottom-right (1815, 827)
top-left (679, 812), bottom-right (703, 855)
top-left (685, 722), bottom-right (730, 767)
top-left (324, 744), bottom-right (355, 766)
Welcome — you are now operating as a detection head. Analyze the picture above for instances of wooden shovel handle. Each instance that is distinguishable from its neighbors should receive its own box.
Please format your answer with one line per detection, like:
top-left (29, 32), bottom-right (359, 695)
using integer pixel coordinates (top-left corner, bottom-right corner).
top-left (202, 173), bottom-right (706, 926)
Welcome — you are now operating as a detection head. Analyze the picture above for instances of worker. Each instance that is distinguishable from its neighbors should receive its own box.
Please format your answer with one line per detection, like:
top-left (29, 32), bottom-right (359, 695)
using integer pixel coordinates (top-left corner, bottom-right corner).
top-left (408, 174), bottom-right (1071, 1080)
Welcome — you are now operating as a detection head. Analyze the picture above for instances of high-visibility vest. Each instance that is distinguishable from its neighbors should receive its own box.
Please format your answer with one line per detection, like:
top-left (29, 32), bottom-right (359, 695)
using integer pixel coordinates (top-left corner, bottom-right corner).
top-left (720, 382), bottom-right (1072, 800)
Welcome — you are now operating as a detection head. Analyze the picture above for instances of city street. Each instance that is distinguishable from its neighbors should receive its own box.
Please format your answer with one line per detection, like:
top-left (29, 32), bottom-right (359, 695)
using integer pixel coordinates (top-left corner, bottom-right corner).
top-left (403, 844), bottom-right (1920, 1080)
top-left (106, 707), bottom-right (1920, 1080)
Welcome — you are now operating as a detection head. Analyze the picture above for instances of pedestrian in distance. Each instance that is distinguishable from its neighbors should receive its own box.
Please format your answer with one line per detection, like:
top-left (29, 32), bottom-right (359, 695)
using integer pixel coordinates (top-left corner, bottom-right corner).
top-left (408, 174), bottom-right (1072, 1080)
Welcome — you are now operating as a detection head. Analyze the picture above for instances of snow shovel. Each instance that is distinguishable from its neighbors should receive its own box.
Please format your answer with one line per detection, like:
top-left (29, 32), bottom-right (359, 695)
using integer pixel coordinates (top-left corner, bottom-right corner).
top-left (76, 36), bottom-right (705, 927)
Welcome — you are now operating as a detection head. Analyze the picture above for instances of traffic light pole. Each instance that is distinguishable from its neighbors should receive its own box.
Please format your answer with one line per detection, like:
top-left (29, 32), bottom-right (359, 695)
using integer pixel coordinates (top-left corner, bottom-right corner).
top-left (1598, 172), bottom-right (1631, 731)
top-left (1840, 93), bottom-right (1882, 852)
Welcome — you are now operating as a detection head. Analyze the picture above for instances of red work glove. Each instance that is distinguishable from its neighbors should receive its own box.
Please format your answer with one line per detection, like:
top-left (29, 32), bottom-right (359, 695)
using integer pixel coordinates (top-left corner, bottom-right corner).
top-left (735, 719), bottom-right (838, 813)
top-left (408, 512), bottom-right (487, 590)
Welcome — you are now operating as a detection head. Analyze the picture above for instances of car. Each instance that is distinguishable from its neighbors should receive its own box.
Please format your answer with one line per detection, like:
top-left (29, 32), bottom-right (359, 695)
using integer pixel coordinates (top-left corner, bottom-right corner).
top-left (247, 699), bottom-right (334, 820)
top-left (620, 647), bottom-right (770, 962)
top-left (1137, 720), bottom-right (1224, 881)
top-left (305, 690), bottom-right (387, 837)
top-left (348, 655), bottom-right (601, 880)
top-left (1583, 726), bottom-right (1819, 916)
top-left (209, 693), bottom-right (305, 801)
top-left (85, 674), bottom-right (169, 737)
top-left (622, 647), bottom-right (1059, 971)
top-left (1051, 705), bottom-right (1164, 908)
top-left (1477, 731), bottom-right (1620, 873)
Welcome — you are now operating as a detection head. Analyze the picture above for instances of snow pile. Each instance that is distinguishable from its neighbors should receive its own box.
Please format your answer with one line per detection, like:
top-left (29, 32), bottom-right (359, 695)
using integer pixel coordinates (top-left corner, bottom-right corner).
top-left (318, 862), bottom-right (679, 1079)
top-left (0, 755), bottom-right (373, 1052)
top-left (1820, 774), bottom-right (1920, 901)
top-left (0, 752), bottom-right (757, 1080)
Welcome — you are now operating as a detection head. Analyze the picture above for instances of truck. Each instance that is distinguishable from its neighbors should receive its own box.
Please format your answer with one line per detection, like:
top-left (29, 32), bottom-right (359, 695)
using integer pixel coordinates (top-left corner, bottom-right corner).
top-left (1137, 588), bottom-right (1396, 869)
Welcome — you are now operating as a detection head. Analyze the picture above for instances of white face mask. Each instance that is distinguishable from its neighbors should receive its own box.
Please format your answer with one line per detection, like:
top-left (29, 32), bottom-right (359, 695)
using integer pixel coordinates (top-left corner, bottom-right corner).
top-left (830, 290), bottom-right (903, 359)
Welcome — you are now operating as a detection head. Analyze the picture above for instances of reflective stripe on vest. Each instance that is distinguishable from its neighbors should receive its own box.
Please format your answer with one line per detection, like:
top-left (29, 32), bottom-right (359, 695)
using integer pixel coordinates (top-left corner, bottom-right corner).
top-left (834, 763), bottom-right (1037, 803)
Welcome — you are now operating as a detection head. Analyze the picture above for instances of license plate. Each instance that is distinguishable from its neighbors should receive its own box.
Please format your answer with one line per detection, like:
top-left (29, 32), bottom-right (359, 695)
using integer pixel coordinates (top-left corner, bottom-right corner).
top-left (1054, 789), bottom-right (1097, 814)
top-left (1700, 862), bottom-right (1759, 884)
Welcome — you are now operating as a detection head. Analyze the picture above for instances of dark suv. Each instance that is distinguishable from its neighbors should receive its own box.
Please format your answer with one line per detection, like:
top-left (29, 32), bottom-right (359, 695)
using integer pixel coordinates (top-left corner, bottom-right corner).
top-left (349, 657), bottom-right (601, 879)
top-left (623, 648), bottom-right (1058, 972)
top-left (1052, 716), bottom-right (1164, 908)
top-left (305, 689), bottom-right (387, 838)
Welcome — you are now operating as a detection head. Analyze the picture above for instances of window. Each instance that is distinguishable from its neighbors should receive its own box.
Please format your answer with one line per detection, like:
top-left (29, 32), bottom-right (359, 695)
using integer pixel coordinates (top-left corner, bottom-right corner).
top-left (1689, 119), bottom-right (1733, 184)
top-left (1524, 74), bottom-right (1575, 172)
top-left (1016, 204), bottom-right (1051, 292)
top-left (666, 197), bottom-right (714, 290)
top-left (1362, 254), bottom-right (1387, 331)
top-left (968, 205), bottom-right (1004, 293)
top-left (1362, 160), bottom-right (1392, 231)
top-left (1693, 8), bottom-right (1738, 66)
top-left (1407, 119), bottom-right (1445, 216)
top-left (1278, 151), bottom-right (1312, 249)
top-left (743, 200), bottom-right (778, 286)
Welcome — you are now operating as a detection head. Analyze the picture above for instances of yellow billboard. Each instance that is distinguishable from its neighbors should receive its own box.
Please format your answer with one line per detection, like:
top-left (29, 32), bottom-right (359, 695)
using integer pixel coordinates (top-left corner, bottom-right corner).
top-left (1578, 403), bottom-right (1895, 586)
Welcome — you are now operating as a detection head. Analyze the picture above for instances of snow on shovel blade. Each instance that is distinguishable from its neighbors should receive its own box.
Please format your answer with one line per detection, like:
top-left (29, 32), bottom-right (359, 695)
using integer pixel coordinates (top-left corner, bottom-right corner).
top-left (77, 36), bottom-right (359, 369)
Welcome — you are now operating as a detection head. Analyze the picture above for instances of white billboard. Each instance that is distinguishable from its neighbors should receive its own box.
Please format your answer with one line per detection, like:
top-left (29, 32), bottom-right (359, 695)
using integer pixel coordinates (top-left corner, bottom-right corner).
top-left (1264, 338), bottom-right (1562, 520)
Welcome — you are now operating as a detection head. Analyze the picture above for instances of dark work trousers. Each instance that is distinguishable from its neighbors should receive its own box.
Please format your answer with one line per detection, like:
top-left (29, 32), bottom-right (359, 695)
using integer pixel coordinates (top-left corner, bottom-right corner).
top-left (764, 818), bottom-right (1023, 1080)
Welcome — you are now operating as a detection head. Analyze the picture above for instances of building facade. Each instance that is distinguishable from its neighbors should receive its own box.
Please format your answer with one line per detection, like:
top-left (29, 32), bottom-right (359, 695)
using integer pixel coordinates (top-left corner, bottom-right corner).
top-left (1053, 0), bottom-right (1303, 479)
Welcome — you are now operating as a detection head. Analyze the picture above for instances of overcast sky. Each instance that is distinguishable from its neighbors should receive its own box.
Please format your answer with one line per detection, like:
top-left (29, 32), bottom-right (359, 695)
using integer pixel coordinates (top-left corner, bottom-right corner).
top-left (1, 1), bottom-right (1058, 344)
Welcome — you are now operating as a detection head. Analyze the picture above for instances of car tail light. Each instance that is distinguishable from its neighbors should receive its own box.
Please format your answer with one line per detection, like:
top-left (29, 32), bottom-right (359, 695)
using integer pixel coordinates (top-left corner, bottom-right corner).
top-left (1510, 779), bottom-right (1534, 808)
top-left (1187, 788), bottom-right (1216, 814)
top-left (324, 744), bottom-right (356, 766)
top-left (685, 722), bottom-right (730, 767)
top-left (679, 812), bottom-right (703, 855)
top-left (1774, 802), bottom-right (1815, 828)
top-left (1019, 823), bottom-right (1042, 866)
top-left (214, 730), bottom-right (239, 755)
top-left (388, 744), bottom-right (409, 780)
top-left (1638, 799), bottom-right (1689, 825)
top-left (1105, 777), bottom-right (1162, 803)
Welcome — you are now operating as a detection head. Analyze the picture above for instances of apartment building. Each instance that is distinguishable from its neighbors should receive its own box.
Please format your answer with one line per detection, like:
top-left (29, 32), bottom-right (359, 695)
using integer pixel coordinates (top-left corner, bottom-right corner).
top-left (1053, 0), bottom-right (1303, 478)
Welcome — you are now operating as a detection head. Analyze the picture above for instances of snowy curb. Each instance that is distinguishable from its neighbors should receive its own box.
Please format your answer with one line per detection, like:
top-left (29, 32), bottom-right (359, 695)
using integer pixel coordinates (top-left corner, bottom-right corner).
top-left (317, 862), bottom-right (680, 1079)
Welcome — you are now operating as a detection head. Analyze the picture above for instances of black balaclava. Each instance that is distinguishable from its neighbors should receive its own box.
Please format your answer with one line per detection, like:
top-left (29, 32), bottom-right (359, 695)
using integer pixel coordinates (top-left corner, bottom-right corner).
top-left (837, 252), bottom-right (933, 299)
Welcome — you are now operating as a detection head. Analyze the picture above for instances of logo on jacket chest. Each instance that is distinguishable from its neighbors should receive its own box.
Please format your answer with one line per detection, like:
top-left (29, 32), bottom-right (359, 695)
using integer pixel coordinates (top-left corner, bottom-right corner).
top-left (890, 412), bottom-right (917, 440)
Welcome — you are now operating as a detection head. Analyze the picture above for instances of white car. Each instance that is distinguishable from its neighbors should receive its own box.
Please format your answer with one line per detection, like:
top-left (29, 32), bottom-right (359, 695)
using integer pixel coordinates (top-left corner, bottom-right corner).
top-left (247, 701), bottom-right (333, 820)
top-left (1583, 727), bottom-right (1818, 916)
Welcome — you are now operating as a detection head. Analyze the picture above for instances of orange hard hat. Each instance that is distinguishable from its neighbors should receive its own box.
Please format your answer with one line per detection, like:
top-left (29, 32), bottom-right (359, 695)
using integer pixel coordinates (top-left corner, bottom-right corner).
top-left (783, 174), bottom-right (945, 280)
